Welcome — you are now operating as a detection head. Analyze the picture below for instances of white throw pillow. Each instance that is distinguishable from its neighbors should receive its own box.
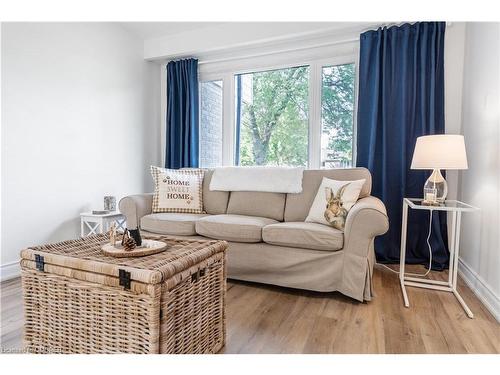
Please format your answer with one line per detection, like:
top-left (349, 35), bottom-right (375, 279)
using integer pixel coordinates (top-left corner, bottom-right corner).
top-left (209, 166), bottom-right (304, 193)
top-left (150, 166), bottom-right (205, 214)
top-left (305, 177), bottom-right (366, 230)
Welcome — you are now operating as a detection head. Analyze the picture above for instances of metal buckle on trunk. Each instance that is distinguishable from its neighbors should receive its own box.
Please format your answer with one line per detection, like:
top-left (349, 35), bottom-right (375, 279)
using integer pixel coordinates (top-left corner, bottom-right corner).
top-left (191, 268), bottom-right (206, 283)
top-left (35, 255), bottom-right (45, 272)
top-left (118, 269), bottom-right (131, 290)
top-left (191, 272), bottom-right (199, 283)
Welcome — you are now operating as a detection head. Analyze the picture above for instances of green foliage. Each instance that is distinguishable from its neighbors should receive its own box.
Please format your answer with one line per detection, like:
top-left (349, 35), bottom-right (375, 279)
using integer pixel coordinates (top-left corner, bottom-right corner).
top-left (321, 64), bottom-right (355, 166)
top-left (238, 63), bottom-right (354, 167)
top-left (239, 66), bottom-right (309, 166)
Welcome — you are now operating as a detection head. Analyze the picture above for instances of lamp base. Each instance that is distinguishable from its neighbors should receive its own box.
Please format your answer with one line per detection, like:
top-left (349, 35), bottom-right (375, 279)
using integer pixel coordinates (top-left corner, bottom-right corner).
top-left (423, 169), bottom-right (448, 204)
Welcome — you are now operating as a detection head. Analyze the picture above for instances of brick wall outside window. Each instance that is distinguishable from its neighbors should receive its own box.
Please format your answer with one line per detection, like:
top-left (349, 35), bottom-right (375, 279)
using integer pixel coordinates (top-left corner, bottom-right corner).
top-left (200, 81), bottom-right (223, 168)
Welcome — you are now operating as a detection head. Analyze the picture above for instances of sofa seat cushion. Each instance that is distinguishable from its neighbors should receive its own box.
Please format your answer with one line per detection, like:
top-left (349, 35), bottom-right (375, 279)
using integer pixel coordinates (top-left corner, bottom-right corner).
top-left (141, 213), bottom-right (209, 236)
top-left (262, 222), bottom-right (343, 251)
top-left (196, 214), bottom-right (278, 243)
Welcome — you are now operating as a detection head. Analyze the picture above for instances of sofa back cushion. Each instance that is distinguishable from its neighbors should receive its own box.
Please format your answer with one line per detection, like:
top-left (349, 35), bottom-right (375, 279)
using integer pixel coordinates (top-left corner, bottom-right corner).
top-left (226, 191), bottom-right (286, 221)
top-left (284, 168), bottom-right (372, 222)
top-left (203, 169), bottom-right (229, 215)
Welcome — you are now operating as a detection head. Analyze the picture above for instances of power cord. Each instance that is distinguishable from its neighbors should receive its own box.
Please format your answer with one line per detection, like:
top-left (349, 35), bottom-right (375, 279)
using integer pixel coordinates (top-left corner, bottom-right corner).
top-left (378, 209), bottom-right (433, 277)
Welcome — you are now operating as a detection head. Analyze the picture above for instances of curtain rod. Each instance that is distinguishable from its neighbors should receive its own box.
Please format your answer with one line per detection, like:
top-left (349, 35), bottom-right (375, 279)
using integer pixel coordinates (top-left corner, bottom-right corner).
top-left (359, 21), bottom-right (453, 34)
top-left (195, 22), bottom-right (452, 66)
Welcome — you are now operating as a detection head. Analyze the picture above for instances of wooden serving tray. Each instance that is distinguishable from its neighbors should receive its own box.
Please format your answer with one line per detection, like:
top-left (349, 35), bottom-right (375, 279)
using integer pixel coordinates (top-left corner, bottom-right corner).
top-left (101, 239), bottom-right (168, 258)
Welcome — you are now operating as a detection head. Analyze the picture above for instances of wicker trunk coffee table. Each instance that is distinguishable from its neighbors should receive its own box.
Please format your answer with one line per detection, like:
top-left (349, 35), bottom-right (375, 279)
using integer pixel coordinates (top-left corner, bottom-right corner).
top-left (20, 234), bottom-right (227, 354)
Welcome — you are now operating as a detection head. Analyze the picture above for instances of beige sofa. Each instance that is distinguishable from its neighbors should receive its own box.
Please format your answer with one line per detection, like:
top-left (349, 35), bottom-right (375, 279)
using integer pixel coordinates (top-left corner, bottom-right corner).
top-left (119, 168), bottom-right (389, 302)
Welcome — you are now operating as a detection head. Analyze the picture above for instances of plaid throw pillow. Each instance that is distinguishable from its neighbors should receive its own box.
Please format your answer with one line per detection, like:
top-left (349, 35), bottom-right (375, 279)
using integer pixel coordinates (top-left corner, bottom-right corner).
top-left (150, 166), bottom-right (205, 214)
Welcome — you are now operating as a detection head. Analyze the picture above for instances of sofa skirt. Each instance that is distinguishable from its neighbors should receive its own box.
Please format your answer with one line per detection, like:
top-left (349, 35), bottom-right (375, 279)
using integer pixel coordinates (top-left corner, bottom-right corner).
top-left (226, 242), bottom-right (374, 302)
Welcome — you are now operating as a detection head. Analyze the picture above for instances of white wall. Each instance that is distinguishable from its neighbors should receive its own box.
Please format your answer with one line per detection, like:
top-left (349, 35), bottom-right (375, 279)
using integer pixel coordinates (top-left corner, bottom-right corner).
top-left (1, 23), bottom-right (162, 279)
top-left (457, 22), bottom-right (500, 320)
top-left (444, 23), bottom-right (466, 201)
top-left (141, 57), bottom-right (162, 191)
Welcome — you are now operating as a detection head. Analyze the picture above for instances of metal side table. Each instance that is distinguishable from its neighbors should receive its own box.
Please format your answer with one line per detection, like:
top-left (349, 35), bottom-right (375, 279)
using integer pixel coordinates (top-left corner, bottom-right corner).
top-left (399, 198), bottom-right (478, 318)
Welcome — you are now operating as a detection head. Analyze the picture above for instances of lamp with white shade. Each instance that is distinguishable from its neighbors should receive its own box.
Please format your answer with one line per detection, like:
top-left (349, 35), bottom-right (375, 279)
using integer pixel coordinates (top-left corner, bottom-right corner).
top-left (410, 135), bottom-right (468, 205)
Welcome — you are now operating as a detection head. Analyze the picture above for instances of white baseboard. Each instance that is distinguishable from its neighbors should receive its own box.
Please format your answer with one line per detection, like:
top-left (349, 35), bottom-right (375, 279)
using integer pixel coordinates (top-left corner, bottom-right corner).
top-left (1, 260), bottom-right (20, 282)
top-left (458, 258), bottom-right (500, 322)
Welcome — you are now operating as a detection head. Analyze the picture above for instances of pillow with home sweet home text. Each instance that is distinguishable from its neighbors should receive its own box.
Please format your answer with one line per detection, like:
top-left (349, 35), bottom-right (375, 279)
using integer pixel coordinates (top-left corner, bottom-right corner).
top-left (150, 166), bottom-right (205, 214)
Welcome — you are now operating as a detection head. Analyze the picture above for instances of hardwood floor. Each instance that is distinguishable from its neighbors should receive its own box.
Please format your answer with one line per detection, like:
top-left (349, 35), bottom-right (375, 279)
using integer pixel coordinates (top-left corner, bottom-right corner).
top-left (1, 265), bottom-right (499, 354)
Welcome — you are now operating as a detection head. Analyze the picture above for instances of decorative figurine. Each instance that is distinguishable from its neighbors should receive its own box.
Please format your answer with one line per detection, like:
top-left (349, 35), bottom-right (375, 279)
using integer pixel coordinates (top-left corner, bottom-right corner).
top-left (128, 228), bottom-right (142, 247)
top-left (108, 222), bottom-right (117, 245)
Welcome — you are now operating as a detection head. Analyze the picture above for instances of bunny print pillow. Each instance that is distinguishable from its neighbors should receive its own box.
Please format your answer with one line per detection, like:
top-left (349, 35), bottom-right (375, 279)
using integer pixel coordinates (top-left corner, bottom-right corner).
top-left (305, 177), bottom-right (366, 230)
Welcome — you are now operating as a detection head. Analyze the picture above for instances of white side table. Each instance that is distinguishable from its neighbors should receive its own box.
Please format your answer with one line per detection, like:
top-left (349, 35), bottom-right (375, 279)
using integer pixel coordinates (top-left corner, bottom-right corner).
top-left (399, 198), bottom-right (478, 318)
top-left (80, 212), bottom-right (126, 237)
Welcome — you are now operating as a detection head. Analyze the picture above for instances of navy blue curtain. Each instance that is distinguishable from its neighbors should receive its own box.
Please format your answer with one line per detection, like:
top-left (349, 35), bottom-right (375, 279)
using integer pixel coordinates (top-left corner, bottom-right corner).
top-left (356, 22), bottom-right (449, 269)
top-left (166, 58), bottom-right (199, 168)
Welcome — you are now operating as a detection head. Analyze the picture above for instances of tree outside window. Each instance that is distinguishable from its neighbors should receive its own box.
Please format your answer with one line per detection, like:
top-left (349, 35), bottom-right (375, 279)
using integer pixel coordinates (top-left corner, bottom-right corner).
top-left (321, 64), bottom-right (355, 168)
top-left (231, 63), bottom-right (355, 168)
top-left (236, 66), bottom-right (309, 166)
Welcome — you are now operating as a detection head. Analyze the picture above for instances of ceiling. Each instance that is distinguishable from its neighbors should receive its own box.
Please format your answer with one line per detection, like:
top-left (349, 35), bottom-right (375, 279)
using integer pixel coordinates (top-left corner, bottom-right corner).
top-left (119, 22), bottom-right (227, 39)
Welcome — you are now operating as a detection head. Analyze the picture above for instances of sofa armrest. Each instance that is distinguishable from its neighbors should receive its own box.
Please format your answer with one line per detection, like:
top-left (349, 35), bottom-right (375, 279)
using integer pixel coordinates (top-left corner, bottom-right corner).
top-left (343, 196), bottom-right (389, 257)
top-left (119, 193), bottom-right (153, 229)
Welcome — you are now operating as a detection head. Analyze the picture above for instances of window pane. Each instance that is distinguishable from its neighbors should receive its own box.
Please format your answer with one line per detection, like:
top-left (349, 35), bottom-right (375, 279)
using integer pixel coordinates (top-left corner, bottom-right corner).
top-left (235, 66), bottom-right (309, 166)
top-left (321, 64), bottom-right (355, 168)
top-left (200, 80), bottom-right (223, 168)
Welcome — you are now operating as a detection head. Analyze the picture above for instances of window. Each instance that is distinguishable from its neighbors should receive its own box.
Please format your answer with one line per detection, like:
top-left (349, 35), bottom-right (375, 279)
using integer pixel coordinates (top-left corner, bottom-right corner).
top-left (199, 80), bottom-right (223, 168)
top-left (235, 66), bottom-right (309, 166)
top-left (321, 63), bottom-right (355, 168)
top-left (196, 52), bottom-right (357, 169)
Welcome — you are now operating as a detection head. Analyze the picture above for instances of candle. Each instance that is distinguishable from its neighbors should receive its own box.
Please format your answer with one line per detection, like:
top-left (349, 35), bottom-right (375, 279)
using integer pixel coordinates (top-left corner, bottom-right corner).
top-left (104, 196), bottom-right (116, 211)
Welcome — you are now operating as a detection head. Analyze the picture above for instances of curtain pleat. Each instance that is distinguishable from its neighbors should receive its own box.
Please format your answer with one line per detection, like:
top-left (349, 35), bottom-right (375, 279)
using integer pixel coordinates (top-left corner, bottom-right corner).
top-left (166, 58), bottom-right (199, 169)
top-left (356, 22), bottom-right (449, 269)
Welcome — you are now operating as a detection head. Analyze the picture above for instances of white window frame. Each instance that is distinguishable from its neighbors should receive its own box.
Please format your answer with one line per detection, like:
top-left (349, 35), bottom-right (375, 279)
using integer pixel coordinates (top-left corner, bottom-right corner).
top-left (197, 45), bottom-right (359, 168)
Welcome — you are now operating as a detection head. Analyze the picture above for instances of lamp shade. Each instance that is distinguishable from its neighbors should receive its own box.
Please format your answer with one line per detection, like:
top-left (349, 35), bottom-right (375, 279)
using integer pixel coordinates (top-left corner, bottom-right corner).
top-left (410, 135), bottom-right (468, 170)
